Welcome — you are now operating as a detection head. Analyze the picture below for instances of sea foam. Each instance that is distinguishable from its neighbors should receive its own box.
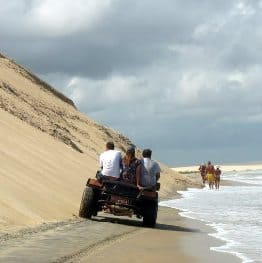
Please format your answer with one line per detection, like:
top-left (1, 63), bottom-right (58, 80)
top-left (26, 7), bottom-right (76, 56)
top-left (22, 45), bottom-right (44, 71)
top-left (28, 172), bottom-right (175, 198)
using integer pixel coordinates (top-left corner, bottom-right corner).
top-left (160, 170), bottom-right (262, 262)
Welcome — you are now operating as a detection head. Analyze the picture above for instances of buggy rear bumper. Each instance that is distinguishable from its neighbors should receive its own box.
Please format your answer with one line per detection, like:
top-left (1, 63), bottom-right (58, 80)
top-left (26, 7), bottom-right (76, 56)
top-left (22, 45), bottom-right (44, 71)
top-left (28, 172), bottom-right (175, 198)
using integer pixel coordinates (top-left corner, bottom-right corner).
top-left (87, 178), bottom-right (158, 200)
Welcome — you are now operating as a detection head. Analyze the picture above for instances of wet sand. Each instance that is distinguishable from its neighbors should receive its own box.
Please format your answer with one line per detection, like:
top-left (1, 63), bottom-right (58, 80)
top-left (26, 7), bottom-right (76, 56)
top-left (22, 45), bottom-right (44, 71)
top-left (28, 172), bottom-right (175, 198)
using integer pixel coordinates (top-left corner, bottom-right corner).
top-left (74, 207), bottom-right (241, 263)
top-left (0, 196), bottom-right (241, 263)
top-left (0, 174), bottom-right (242, 263)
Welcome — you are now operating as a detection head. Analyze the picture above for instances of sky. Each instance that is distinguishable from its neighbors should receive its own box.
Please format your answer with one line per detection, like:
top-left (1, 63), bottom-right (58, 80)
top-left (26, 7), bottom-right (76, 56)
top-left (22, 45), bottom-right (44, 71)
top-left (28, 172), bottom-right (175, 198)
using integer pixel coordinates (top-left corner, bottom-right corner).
top-left (1, 0), bottom-right (262, 166)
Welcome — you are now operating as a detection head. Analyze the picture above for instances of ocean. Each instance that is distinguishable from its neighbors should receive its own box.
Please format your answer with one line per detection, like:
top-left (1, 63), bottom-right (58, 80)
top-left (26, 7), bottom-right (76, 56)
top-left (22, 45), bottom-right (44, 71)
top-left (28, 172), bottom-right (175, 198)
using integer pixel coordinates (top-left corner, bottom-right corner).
top-left (160, 169), bottom-right (262, 263)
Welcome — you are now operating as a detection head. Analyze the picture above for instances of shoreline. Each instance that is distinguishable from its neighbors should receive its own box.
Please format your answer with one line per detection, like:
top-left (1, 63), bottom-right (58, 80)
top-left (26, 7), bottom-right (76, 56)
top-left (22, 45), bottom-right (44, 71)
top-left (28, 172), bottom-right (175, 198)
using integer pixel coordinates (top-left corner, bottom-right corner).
top-left (157, 178), bottom-right (244, 263)
top-left (72, 206), bottom-right (241, 263)
top-left (173, 207), bottom-right (242, 263)
top-left (172, 163), bottom-right (262, 173)
top-left (73, 178), bottom-right (242, 263)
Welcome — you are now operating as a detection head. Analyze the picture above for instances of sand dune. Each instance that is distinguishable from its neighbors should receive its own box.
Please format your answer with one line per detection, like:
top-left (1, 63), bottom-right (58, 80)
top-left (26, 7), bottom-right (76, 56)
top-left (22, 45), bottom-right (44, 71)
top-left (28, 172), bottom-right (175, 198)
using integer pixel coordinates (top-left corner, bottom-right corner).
top-left (0, 53), bottom-right (200, 232)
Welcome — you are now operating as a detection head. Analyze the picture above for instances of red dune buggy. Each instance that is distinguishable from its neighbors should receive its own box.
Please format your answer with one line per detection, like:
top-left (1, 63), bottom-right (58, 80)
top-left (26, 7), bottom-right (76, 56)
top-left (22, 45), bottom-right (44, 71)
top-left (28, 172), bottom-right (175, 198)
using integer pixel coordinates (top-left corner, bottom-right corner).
top-left (79, 178), bottom-right (159, 227)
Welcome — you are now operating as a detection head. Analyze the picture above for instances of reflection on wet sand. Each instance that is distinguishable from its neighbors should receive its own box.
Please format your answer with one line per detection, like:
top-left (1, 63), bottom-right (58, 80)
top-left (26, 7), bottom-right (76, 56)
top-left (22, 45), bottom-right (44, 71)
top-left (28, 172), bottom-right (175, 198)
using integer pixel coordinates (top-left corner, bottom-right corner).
top-left (0, 216), bottom-right (138, 263)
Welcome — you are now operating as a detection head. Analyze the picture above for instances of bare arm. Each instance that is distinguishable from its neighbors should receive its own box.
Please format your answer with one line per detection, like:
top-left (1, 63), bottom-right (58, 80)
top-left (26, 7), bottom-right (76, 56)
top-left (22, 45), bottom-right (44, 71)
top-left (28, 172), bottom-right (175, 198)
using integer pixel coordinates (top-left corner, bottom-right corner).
top-left (156, 172), bottom-right (160, 181)
top-left (136, 164), bottom-right (141, 184)
top-left (136, 164), bottom-right (143, 189)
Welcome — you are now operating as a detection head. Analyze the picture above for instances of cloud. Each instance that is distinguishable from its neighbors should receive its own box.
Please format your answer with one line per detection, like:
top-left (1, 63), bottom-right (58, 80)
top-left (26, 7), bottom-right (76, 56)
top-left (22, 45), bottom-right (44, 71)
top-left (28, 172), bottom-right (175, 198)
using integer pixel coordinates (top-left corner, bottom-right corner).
top-left (2, 0), bottom-right (262, 165)
top-left (27, 0), bottom-right (113, 36)
top-left (67, 75), bottom-right (145, 108)
top-left (42, 60), bottom-right (262, 127)
top-left (0, 0), bottom-right (113, 37)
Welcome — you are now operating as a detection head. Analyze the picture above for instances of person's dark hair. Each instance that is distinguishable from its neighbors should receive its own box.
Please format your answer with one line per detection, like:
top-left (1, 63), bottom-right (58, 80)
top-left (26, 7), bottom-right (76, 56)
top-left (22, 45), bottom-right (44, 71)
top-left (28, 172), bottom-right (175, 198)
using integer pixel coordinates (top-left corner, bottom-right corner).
top-left (106, 141), bottom-right (114, 150)
top-left (142, 149), bottom-right (152, 158)
top-left (126, 146), bottom-right (135, 157)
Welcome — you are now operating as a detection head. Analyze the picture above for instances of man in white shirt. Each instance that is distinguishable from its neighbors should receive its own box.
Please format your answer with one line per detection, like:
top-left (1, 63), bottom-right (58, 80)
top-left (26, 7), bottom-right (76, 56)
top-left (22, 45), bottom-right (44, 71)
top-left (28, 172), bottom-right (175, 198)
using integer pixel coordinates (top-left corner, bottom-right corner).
top-left (99, 141), bottom-right (122, 180)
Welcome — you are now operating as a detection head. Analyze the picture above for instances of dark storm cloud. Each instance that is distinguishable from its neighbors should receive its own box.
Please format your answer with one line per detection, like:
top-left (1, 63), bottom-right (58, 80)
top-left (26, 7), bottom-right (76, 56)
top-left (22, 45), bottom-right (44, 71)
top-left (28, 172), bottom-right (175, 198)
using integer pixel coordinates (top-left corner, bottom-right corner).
top-left (0, 0), bottom-right (234, 77)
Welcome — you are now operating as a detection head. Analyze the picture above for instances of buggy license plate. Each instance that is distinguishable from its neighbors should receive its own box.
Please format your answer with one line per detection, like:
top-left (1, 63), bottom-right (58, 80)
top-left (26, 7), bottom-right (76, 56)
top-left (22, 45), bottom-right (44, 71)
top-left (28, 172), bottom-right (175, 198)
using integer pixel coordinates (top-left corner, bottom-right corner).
top-left (111, 195), bottom-right (129, 205)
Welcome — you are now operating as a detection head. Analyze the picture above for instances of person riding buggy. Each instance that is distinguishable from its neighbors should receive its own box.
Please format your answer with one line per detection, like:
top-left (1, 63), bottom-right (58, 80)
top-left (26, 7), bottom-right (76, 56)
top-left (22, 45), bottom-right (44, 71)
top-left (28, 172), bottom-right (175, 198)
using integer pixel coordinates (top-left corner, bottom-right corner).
top-left (79, 142), bottom-right (160, 227)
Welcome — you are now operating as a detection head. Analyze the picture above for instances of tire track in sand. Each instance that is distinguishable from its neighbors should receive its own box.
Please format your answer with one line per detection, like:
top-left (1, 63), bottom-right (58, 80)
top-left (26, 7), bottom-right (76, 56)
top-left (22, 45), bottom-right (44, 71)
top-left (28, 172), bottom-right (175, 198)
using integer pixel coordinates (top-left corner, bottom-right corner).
top-left (0, 215), bottom-right (144, 263)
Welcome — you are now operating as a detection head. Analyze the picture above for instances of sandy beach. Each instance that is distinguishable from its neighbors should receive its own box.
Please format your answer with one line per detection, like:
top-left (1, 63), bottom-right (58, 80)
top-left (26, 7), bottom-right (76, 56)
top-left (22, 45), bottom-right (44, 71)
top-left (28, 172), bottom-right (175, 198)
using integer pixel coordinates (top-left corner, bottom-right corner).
top-left (0, 54), bottom-right (243, 262)
top-left (0, 181), bottom-right (242, 263)
top-left (72, 206), bottom-right (241, 263)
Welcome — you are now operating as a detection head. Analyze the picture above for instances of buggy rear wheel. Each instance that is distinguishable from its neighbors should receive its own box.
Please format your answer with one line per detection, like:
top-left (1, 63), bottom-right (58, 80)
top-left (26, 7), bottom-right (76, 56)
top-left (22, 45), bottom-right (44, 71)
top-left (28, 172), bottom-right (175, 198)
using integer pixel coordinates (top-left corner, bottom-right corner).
top-left (142, 201), bottom-right (158, 227)
top-left (79, 186), bottom-right (96, 219)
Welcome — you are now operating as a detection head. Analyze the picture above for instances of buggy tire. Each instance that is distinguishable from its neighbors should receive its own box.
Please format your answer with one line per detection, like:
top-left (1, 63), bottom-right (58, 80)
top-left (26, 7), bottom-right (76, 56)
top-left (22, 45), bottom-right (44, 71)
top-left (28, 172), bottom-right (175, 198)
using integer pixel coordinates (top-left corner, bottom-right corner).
top-left (142, 201), bottom-right (158, 227)
top-left (79, 186), bottom-right (95, 219)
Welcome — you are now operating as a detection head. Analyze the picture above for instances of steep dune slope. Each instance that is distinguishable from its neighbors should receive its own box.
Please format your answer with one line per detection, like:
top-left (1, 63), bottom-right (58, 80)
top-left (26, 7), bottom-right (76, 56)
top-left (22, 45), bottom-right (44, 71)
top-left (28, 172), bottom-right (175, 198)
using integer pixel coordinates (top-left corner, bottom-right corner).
top-left (0, 53), bottom-right (200, 231)
top-left (0, 53), bottom-right (132, 155)
top-left (0, 108), bottom-right (95, 231)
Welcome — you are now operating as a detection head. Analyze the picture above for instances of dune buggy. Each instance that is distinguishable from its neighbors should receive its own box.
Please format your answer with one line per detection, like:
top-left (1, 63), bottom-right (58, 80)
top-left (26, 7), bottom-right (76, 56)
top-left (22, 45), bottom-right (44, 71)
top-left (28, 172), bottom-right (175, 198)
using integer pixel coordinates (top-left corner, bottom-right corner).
top-left (79, 178), bottom-right (159, 227)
